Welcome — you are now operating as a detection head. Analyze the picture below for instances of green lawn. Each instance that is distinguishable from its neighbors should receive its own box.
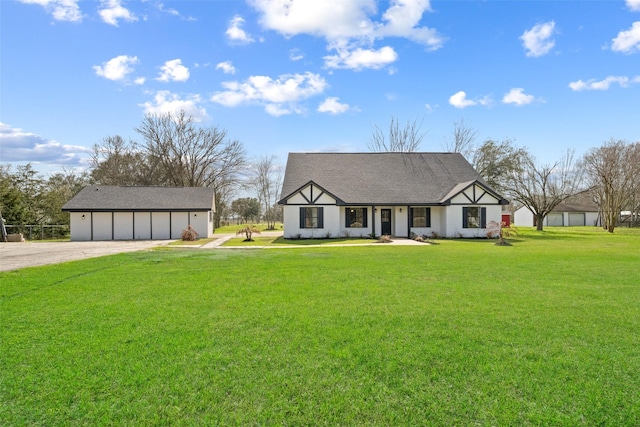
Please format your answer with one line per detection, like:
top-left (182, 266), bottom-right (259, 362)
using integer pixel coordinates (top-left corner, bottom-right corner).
top-left (1, 227), bottom-right (639, 425)
top-left (214, 223), bottom-right (283, 234)
top-left (222, 236), bottom-right (378, 246)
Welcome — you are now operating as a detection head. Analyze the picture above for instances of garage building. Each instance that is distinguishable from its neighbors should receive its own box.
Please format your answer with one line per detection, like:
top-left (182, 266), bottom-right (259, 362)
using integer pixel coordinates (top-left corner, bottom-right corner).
top-left (62, 186), bottom-right (215, 241)
top-left (514, 196), bottom-right (601, 227)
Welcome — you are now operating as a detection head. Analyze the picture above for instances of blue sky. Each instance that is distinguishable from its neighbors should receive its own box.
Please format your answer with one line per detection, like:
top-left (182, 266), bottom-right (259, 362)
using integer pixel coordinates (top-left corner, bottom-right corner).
top-left (1, 0), bottom-right (639, 176)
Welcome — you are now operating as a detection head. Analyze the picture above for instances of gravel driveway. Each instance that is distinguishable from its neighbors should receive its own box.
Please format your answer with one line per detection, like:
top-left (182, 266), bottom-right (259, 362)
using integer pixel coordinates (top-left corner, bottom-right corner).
top-left (0, 240), bottom-right (171, 272)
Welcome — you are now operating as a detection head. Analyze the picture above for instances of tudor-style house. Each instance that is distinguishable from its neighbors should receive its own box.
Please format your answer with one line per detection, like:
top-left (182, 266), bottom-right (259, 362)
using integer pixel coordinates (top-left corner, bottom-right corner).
top-left (278, 152), bottom-right (508, 239)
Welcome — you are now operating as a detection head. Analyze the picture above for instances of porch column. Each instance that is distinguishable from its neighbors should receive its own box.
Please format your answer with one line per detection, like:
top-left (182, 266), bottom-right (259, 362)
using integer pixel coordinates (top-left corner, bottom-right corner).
top-left (372, 205), bottom-right (376, 237)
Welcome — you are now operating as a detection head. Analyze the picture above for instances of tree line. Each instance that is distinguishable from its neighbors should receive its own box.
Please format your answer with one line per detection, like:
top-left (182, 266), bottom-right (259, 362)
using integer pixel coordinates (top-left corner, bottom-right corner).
top-left (1, 111), bottom-right (638, 235)
top-left (373, 116), bottom-right (640, 232)
top-left (1, 110), bottom-right (283, 233)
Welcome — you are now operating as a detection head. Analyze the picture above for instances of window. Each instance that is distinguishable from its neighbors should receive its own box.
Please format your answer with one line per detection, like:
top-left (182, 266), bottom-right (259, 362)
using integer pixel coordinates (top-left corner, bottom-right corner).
top-left (463, 207), bottom-right (486, 228)
top-left (345, 208), bottom-right (367, 228)
top-left (300, 207), bottom-right (323, 229)
top-left (410, 207), bottom-right (431, 228)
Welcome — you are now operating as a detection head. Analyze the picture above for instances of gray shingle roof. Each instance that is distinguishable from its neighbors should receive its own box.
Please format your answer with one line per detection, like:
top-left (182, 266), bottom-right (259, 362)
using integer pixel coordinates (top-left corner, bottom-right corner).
top-left (279, 152), bottom-right (504, 205)
top-left (62, 186), bottom-right (215, 211)
top-left (551, 196), bottom-right (599, 213)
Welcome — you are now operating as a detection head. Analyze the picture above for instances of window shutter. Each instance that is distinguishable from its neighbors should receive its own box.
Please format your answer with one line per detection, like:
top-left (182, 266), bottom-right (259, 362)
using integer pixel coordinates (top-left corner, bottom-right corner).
top-left (318, 207), bottom-right (324, 228)
top-left (426, 208), bottom-right (431, 228)
top-left (300, 207), bottom-right (306, 228)
top-left (462, 207), bottom-right (468, 228)
top-left (409, 208), bottom-right (414, 228)
top-left (481, 207), bottom-right (487, 228)
top-left (363, 208), bottom-right (368, 227)
top-left (345, 208), bottom-right (349, 228)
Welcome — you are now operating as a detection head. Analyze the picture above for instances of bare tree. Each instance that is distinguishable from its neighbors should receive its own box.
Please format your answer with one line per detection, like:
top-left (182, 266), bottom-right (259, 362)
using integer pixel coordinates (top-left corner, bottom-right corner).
top-left (509, 149), bottom-right (587, 231)
top-left (91, 111), bottom-right (247, 229)
top-left (90, 136), bottom-right (159, 185)
top-left (249, 155), bottom-right (283, 230)
top-left (444, 118), bottom-right (477, 160)
top-left (368, 115), bottom-right (426, 152)
top-left (583, 139), bottom-right (640, 233)
top-left (135, 110), bottom-right (246, 188)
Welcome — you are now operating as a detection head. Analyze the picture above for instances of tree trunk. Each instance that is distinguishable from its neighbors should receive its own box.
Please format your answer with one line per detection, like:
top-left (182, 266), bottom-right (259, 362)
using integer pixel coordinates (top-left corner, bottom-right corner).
top-left (536, 214), bottom-right (545, 231)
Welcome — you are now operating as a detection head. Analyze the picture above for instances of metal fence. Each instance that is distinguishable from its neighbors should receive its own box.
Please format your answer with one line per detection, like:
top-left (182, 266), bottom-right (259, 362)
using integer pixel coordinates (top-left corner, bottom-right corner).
top-left (4, 225), bottom-right (70, 241)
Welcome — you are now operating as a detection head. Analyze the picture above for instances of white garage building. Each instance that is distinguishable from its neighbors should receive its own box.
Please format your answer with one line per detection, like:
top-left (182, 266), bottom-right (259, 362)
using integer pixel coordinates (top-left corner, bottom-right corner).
top-left (62, 186), bottom-right (215, 241)
top-left (514, 196), bottom-right (601, 227)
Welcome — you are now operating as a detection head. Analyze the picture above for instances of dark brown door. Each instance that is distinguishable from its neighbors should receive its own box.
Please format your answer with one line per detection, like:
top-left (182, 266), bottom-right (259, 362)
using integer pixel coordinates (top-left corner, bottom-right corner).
top-left (381, 209), bottom-right (392, 235)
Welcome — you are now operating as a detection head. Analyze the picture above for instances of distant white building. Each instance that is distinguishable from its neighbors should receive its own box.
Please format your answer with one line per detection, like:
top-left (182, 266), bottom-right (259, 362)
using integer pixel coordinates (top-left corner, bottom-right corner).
top-left (514, 196), bottom-right (601, 227)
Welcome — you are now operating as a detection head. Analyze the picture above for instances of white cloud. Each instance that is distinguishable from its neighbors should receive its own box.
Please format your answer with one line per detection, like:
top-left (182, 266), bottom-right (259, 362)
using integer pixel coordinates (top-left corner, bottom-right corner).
top-left (502, 88), bottom-right (536, 105)
top-left (317, 97), bottom-right (351, 114)
top-left (251, 0), bottom-right (442, 46)
top-left (377, 0), bottom-right (442, 49)
top-left (216, 61), bottom-right (236, 75)
top-left (628, 0), bottom-right (640, 12)
top-left (612, 22), bottom-right (640, 54)
top-left (264, 104), bottom-right (302, 117)
top-left (140, 91), bottom-right (207, 121)
top-left (251, 0), bottom-right (375, 39)
top-left (250, 0), bottom-right (443, 70)
top-left (19, 0), bottom-right (83, 22)
top-left (520, 21), bottom-right (556, 57)
top-left (449, 91), bottom-right (476, 108)
top-left (211, 72), bottom-right (328, 116)
top-left (324, 45), bottom-right (398, 70)
top-left (157, 59), bottom-right (190, 82)
top-left (0, 122), bottom-right (90, 166)
top-left (289, 48), bottom-right (305, 61)
top-left (226, 15), bottom-right (255, 43)
top-left (93, 55), bottom-right (141, 83)
top-left (153, 2), bottom-right (196, 20)
top-left (448, 91), bottom-right (490, 109)
top-left (98, 0), bottom-right (137, 26)
top-left (569, 75), bottom-right (640, 91)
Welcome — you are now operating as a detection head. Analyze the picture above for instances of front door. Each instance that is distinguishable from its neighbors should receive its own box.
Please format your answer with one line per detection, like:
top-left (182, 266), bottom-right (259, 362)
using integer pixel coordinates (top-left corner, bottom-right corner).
top-left (381, 209), bottom-right (392, 235)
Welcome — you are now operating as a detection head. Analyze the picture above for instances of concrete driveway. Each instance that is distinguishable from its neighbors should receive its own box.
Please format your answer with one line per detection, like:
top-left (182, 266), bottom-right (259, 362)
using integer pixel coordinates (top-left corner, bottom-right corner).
top-left (0, 240), bottom-right (171, 272)
top-left (0, 232), bottom-right (425, 272)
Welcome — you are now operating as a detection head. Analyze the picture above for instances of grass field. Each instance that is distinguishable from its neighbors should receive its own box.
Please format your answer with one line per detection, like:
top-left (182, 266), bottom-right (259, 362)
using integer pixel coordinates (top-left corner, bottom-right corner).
top-left (1, 227), bottom-right (639, 425)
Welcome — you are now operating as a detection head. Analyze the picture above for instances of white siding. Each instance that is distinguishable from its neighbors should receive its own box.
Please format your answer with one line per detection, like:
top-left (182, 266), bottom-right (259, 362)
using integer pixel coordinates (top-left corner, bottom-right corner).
top-left (568, 213), bottom-right (585, 226)
top-left (514, 207), bottom-right (534, 227)
top-left (394, 207), bottom-right (408, 237)
top-left (70, 212), bottom-right (92, 241)
top-left (134, 212), bottom-right (151, 240)
top-left (93, 212), bottom-right (113, 240)
top-left (282, 205), bottom-right (341, 238)
top-left (287, 193), bottom-right (308, 204)
top-left (449, 184), bottom-right (500, 205)
top-left (114, 212), bottom-right (134, 240)
top-left (585, 212), bottom-right (600, 226)
top-left (171, 212), bottom-right (189, 239)
top-left (339, 207), bottom-right (372, 238)
top-left (190, 211), bottom-right (213, 238)
top-left (151, 212), bottom-right (171, 239)
top-left (516, 207), bottom-right (600, 227)
top-left (547, 213), bottom-right (564, 226)
top-left (409, 206), bottom-right (445, 238)
top-left (315, 193), bottom-right (336, 204)
top-left (444, 205), bottom-right (502, 238)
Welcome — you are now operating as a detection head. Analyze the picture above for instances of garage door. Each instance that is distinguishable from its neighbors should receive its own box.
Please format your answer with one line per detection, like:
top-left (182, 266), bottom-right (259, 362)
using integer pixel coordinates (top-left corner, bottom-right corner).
top-left (568, 213), bottom-right (585, 226)
top-left (547, 213), bottom-right (564, 226)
